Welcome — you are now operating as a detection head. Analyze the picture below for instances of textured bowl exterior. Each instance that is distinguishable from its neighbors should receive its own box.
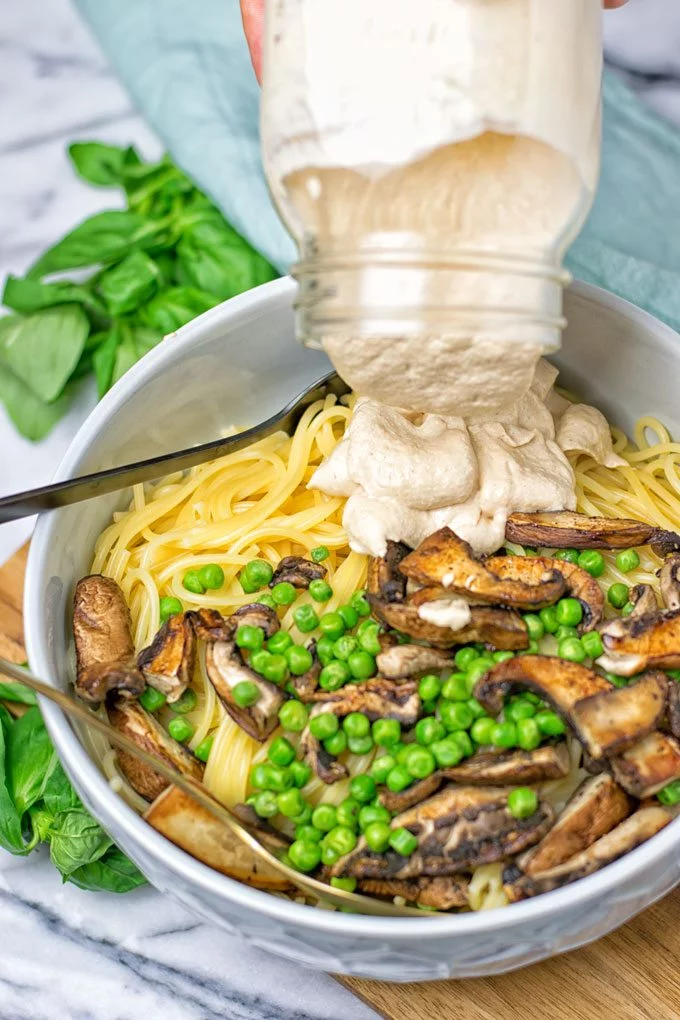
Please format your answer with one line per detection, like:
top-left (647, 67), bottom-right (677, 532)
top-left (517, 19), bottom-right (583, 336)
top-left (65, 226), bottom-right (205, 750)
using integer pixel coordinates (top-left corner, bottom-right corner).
top-left (24, 276), bottom-right (680, 980)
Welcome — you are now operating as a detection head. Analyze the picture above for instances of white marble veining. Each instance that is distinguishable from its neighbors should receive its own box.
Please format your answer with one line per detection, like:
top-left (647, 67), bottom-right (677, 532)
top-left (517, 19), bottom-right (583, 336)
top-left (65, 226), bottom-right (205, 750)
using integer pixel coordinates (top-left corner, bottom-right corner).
top-left (2, 0), bottom-right (680, 1015)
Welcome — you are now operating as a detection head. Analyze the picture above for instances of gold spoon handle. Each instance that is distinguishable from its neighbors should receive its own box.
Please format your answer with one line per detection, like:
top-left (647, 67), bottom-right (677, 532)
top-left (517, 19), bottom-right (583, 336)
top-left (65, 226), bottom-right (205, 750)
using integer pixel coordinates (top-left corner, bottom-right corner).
top-left (0, 658), bottom-right (425, 917)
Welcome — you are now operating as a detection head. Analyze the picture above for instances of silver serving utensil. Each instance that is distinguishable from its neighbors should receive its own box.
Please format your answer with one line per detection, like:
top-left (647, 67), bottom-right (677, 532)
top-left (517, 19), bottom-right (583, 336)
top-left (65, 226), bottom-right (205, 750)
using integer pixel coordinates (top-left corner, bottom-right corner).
top-left (0, 658), bottom-right (427, 918)
top-left (0, 372), bottom-right (349, 524)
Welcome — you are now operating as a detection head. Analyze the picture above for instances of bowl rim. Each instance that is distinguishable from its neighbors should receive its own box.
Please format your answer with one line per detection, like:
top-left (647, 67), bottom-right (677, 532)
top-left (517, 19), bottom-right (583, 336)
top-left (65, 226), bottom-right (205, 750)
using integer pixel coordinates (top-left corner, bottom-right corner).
top-left (24, 275), bottom-right (680, 939)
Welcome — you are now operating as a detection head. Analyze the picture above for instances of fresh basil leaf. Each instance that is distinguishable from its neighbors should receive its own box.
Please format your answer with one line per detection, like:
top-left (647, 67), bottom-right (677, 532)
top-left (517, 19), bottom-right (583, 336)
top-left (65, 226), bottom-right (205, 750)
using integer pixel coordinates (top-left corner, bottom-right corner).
top-left (2, 275), bottom-right (106, 317)
top-left (8, 707), bottom-right (57, 816)
top-left (177, 217), bottom-right (278, 300)
top-left (68, 142), bottom-right (140, 187)
top-left (28, 211), bottom-right (157, 278)
top-left (132, 326), bottom-right (163, 357)
top-left (43, 762), bottom-right (80, 816)
top-left (0, 304), bottom-right (90, 402)
top-left (140, 286), bottom-right (219, 333)
top-left (68, 846), bottom-right (146, 894)
top-left (49, 808), bottom-right (113, 878)
top-left (28, 805), bottom-right (54, 847)
top-left (122, 155), bottom-right (193, 214)
top-left (111, 328), bottom-right (139, 387)
top-left (0, 680), bottom-right (37, 706)
top-left (97, 251), bottom-right (161, 317)
top-left (0, 705), bottom-right (25, 854)
top-left (92, 326), bottom-right (121, 398)
top-left (0, 363), bottom-right (73, 441)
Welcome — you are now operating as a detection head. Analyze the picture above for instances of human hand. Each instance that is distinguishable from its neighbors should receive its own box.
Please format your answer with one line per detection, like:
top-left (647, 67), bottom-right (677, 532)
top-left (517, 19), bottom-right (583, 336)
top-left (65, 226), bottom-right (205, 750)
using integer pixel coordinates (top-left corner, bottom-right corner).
top-left (239, 0), bottom-right (627, 82)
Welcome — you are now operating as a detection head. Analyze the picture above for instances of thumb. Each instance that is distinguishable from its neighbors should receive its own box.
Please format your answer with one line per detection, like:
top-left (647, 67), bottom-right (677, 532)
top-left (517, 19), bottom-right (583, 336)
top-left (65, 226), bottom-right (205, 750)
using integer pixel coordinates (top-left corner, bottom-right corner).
top-left (240, 0), bottom-right (264, 84)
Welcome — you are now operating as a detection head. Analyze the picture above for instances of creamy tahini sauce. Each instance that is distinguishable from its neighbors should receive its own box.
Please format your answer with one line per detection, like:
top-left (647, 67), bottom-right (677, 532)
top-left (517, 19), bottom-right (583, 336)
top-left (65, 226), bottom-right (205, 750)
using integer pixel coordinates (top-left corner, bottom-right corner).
top-left (310, 361), bottom-right (625, 557)
top-left (417, 596), bottom-right (472, 632)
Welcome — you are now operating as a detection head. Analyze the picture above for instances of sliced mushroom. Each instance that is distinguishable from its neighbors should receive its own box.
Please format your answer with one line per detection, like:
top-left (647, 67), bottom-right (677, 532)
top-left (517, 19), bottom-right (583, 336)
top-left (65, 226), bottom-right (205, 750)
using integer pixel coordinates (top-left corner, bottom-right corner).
top-left (332, 786), bottom-right (554, 881)
top-left (517, 774), bottom-right (632, 876)
top-left (376, 643), bottom-right (454, 679)
top-left (504, 804), bottom-right (671, 901)
top-left (609, 730), bottom-right (680, 798)
top-left (358, 876), bottom-right (469, 911)
top-left (474, 654), bottom-right (611, 718)
top-left (369, 593), bottom-right (529, 651)
top-left (367, 540), bottom-right (410, 603)
top-left (270, 556), bottom-right (326, 589)
top-left (570, 671), bottom-right (668, 759)
top-left (107, 696), bottom-right (203, 801)
top-left (597, 608), bottom-right (680, 677)
top-left (232, 803), bottom-right (292, 851)
top-left (485, 554), bottom-right (604, 632)
top-left (205, 641), bottom-right (285, 742)
top-left (145, 786), bottom-right (292, 891)
top-left (188, 608), bottom-right (234, 643)
top-left (290, 641), bottom-right (322, 700)
top-left (300, 708), bottom-right (349, 785)
top-left (668, 681), bottom-right (680, 740)
top-left (137, 613), bottom-right (196, 703)
top-left (73, 575), bottom-right (145, 703)
top-left (399, 528), bottom-right (565, 610)
top-left (629, 583), bottom-right (659, 618)
top-left (505, 510), bottom-right (680, 556)
top-left (659, 554), bottom-right (680, 612)
top-left (229, 603), bottom-right (280, 638)
top-left (379, 744), bottom-right (570, 814)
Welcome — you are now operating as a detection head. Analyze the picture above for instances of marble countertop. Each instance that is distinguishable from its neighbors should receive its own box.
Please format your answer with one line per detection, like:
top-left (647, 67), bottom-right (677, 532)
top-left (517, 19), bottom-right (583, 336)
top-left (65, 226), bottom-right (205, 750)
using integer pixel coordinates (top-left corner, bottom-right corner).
top-left (2, 0), bottom-right (680, 1016)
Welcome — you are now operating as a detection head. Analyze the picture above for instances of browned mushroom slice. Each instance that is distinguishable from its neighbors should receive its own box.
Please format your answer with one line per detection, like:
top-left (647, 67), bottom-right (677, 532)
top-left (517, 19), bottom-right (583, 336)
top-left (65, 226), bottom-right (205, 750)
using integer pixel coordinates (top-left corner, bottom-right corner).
top-left (379, 744), bottom-right (570, 814)
top-left (332, 786), bottom-right (554, 881)
top-left (570, 671), bottom-right (668, 759)
top-left (290, 641), bottom-right (322, 700)
top-left (188, 608), bottom-right (234, 643)
top-left (107, 696), bottom-right (204, 801)
top-left (73, 575), bottom-right (145, 703)
top-left (486, 554), bottom-right (604, 632)
top-left (629, 583), bottom-right (659, 618)
top-left (376, 643), bottom-right (454, 679)
top-left (145, 787), bottom-right (293, 891)
top-left (301, 705), bottom-right (349, 785)
top-left (659, 554), bottom-right (680, 612)
top-left (232, 803), bottom-right (292, 850)
top-left (505, 510), bottom-right (680, 555)
top-left (358, 876), bottom-right (469, 910)
top-left (270, 555), bottom-right (326, 589)
top-left (668, 681), bottom-right (680, 740)
top-left (474, 655), bottom-right (611, 718)
top-left (400, 528), bottom-right (565, 609)
top-left (517, 774), bottom-right (632, 876)
top-left (370, 593), bottom-right (529, 651)
top-left (137, 613), bottom-right (196, 703)
top-left (367, 540), bottom-right (411, 602)
top-left (229, 603), bottom-right (280, 638)
top-left (597, 608), bottom-right (680, 677)
top-left (205, 642), bottom-right (285, 742)
top-left (609, 730), bottom-right (680, 798)
top-left (503, 804), bottom-right (671, 902)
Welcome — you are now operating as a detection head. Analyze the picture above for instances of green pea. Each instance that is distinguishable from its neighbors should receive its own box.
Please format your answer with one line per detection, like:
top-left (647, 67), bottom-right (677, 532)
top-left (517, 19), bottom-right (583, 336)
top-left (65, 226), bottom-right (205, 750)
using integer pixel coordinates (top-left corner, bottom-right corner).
top-left (159, 596), bottom-right (183, 622)
top-left (250, 763), bottom-right (273, 790)
top-left (394, 743), bottom-right (411, 765)
top-left (316, 636), bottom-right (336, 665)
top-left (343, 713), bottom-right (370, 739)
top-left (262, 654), bottom-right (289, 685)
top-left (608, 583), bottom-right (629, 610)
top-left (255, 593), bottom-right (277, 610)
top-left (278, 699), bottom-right (309, 732)
top-left (347, 650), bottom-right (376, 680)
top-left (364, 821), bottom-right (392, 853)
top-left (182, 569), bottom-right (205, 595)
top-left (507, 787), bottom-right (538, 819)
top-left (338, 605), bottom-right (359, 629)
top-left (271, 581), bottom-right (296, 606)
top-left (615, 548), bottom-right (640, 574)
top-left (357, 624), bottom-right (381, 656)
top-left (265, 633), bottom-right (291, 657)
top-left (621, 601), bottom-right (635, 617)
top-left (333, 635), bottom-right (358, 661)
top-left (331, 876), bottom-right (357, 892)
top-left (311, 804), bottom-right (338, 833)
top-left (602, 671), bottom-right (629, 688)
top-left (372, 719), bottom-right (401, 747)
top-left (293, 604), bottom-right (319, 633)
top-left (581, 630), bottom-right (604, 659)
top-left (277, 788), bottom-right (305, 818)
top-left (450, 731), bottom-right (474, 757)
top-left (577, 550), bottom-right (606, 577)
top-left (309, 712), bottom-right (339, 740)
top-left (505, 699), bottom-right (535, 723)
top-left (439, 700), bottom-right (474, 732)
top-left (350, 590), bottom-right (371, 617)
top-left (470, 717), bottom-right (496, 746)
top-left (418, 675), bottom-right (442, 702)
top-left (319, 612), bottom-right (346, 640)
top-left (311, 546), bottom-right (330, 563)
top-left (254, 791), bottom-right (279, 818)
top-left (523, 614), bottom-right (545, 641)
top-left (320, 844), bottom-right (340, 868)
top-left (454, 647), bottom-right (478, 671)
top-left (263, 765), bottom-right (293, 792)
top-left (139, 686), bottom-right (167, 713)
top-left (415, 717), bottom-right (445, 746)
top-left (405, 746), bottom-right (436, 779)
top-left (516, 717), bottom-right (541, 751)
top-left (539, 605), bottom-right (559, 634)
top-left (285, 644), bottom-right (313, 676)
top-left (172, 688), bottom-right (198, 715)
top-left (657, 780), bottom-right (680, 806)
top-left (350, 774), bottom-right (377, 803)
top-left (389, 827), bottom-right (418, 856)
top-left (556, 598), bottom-right (584, 627)
top-left (465, 660), bottom-right (492, 691)
top-left (289, 760), bottom-right (312, 788)
top-left (319, 661), bottom-right (350, 691)
top-left (491, 721), bottom-right (517, 748)
top-left (358, 803), bottom-right (391, 830)
top-left (385, 765), bottom-right (412, 792)
top-left (309, 579), bottom-right (333, 603)
top-left (288, 839), bottom-right (322, 872)
top-left (535, 710), bottom-right (566, 735)
top-left (337, 797), bottom-right (361, 829)
top-left (193, 735), bottom-right (214, 763)
top-left (558, 637), bottom-right (586, 663)
top-left (431, 736), bottom-right (464, 767)
top-left (556, 625), bottom-right (579, 641)
top-left (236, 624), bottom-right (265, 651)
top-left (232, 681), bottom-right (261, 708)
top-left (168, 716), bottom-right (194, 743)
top-left (370, 753), bottom-right (396, 784)
top-left (466, 698), bottom-right (487, 720)
top-left (422, 699), bottom-right (438, 715)
top-left (198, 563), bottom-right (225, 591)
top-left (347, 734), bottom-right (374, 755)
top-left (323, 729), bottom-right (348, 756)
top-left (296, 823), bottom-right (323, 843)
top-left (492, 650), bottom-right (515, 664)
top-left (246, 559), bottom-right (275, 589)
top-left (554, 548), bottom-right (579, 564)
top-left (268, 735), bottom-right (296, 767)
top-left (441, 673), bottom-right (469, 702)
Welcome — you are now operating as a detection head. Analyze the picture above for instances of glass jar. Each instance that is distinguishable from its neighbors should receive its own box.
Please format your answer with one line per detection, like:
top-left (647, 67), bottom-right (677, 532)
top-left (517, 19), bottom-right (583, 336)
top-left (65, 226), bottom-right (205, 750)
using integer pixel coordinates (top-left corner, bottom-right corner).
top-left (260, 0), bottom-right (603, 418)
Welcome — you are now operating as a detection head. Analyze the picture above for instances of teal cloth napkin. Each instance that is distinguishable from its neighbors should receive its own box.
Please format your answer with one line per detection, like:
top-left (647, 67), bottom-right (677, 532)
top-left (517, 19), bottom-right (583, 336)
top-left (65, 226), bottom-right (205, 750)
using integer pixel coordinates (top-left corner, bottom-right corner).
top-left (76, 0), bottom-right (680, 334)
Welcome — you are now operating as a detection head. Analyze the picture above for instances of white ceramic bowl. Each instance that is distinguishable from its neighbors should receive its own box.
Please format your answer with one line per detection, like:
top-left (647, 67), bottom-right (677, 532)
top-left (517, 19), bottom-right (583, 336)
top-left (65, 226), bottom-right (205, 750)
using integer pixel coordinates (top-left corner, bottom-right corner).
top-left (24, 277), bottom-right (680, 981)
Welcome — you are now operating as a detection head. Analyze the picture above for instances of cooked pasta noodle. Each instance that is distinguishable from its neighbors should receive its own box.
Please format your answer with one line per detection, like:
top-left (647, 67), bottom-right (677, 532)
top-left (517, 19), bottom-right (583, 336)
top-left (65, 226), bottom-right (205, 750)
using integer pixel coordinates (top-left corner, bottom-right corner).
top-left (91, 393), bottom-right (680, 911)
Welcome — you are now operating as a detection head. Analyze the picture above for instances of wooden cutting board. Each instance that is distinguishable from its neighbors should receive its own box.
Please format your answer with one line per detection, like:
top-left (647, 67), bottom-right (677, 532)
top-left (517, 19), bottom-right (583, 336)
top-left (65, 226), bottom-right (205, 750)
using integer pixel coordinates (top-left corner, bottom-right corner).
top-left (3, 545), bottom-right (680, 1019)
